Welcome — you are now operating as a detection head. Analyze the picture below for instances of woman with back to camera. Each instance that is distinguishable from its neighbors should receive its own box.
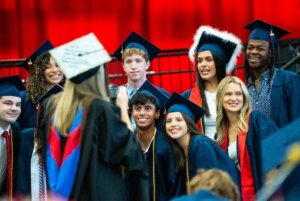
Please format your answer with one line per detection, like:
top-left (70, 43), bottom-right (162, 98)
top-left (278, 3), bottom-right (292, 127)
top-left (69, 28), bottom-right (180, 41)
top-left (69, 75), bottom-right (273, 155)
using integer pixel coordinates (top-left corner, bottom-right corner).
top-left (35, 34), bottom-right (149, 201)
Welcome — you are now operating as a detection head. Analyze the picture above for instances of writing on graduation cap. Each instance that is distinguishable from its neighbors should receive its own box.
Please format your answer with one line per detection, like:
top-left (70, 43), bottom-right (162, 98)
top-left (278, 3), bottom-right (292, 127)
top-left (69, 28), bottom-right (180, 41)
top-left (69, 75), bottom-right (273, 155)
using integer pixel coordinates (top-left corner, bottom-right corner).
top-left (78, 49), bottom-right (103, 57)
top-left (49, 33), bottom-right (111, 78)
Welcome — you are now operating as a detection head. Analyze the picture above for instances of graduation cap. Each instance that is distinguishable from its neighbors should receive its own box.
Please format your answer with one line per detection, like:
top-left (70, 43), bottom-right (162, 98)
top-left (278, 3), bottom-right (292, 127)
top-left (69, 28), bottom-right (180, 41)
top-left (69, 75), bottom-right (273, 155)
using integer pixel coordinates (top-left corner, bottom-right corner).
top-left (245, 19), bottom-right (289, 42)
top-left (34, 84), bottom-right (63, 105)
top-left (261, 117), bottom-right (300, 177)
top-left (188, 25), bottom-right (242, 74)
top-left (49, 33), bottom-right (111, 83)
top-left (165, 92), bottom-right (205, 123)
top-left (22, 40), bottom-right (54, 71)
top-left (0, 76), bottom-right (26, 98)
top-left (137, 81), bottom-right (169, 109)
top-left (257, 144), bottom-right (300, 201)
top-left (113, 32), bottom-right (160, 61)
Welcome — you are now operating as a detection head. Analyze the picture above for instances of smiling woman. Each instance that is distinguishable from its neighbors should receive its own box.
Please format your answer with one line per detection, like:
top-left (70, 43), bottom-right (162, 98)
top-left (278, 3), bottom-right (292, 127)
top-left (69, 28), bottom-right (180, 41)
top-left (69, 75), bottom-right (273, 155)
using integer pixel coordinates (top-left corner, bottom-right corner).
top-left (163, 92), bottom-right (240, 197)
top-left (216, 76), bottom-right (278, 201)
top-left (17, 52), bottom-right (65, 129)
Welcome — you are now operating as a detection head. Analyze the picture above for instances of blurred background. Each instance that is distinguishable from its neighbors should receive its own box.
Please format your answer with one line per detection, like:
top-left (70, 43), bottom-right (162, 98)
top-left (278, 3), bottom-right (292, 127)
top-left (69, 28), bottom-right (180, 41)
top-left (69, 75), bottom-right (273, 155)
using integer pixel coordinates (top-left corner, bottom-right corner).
top-left (1, 0), bottom-right (299, 93)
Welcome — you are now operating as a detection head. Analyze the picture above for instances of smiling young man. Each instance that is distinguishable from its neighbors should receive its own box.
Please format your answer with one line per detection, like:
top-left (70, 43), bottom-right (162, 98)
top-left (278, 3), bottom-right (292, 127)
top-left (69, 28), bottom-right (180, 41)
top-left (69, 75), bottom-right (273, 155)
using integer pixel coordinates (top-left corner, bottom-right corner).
top-left (129, 81), bottom-right (177, 201)
top-left (244, 19), bottom-right (300, 129)
top-left (114, 32), bottom-right (169, 132)
top-left (0, 76), bottom-right (25, 200)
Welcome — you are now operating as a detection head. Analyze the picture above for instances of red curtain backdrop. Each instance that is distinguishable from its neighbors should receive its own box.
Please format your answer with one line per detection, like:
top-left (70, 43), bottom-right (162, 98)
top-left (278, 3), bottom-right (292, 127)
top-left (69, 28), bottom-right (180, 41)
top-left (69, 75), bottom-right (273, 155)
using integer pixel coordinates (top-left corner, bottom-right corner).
top-left (1, 0), bottom-right (299, 92)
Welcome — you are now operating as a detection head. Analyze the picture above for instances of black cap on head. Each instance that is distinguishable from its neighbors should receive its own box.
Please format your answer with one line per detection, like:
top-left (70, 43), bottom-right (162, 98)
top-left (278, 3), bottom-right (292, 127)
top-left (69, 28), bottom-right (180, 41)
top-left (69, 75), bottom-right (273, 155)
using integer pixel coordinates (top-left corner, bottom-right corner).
top-left (22, 40), bottom-right (54, 71)
top-left (137, 81), bottom-right (169, 109)
top-left (0, 76), bottom-right (26, 98)
top-left (165, 92), bottom-right (205, 123)
top-left (188, 26), bottom-right (242, 74)
top-left (245, 19), bottom-right (289, 42)
top-left (113, 32), bottom-right (160, 61)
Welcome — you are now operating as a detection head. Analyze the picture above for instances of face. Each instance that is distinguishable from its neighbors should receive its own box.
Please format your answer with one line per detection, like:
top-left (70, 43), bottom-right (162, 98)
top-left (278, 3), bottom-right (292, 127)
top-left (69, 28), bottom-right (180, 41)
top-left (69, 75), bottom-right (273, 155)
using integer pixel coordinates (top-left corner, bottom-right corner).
top-left (44, 56), bottom-right (64, 86)
top-left (122, 54), bottom-right (150, 83)
top-left (132, 102), bottom-right (160, 129)
top-left (165, 112), bottom-right (188, 141)
top-left (222, 83), bottom-right (244, 114)
top-left (0, 96), bottom-right (21, 128)
top-left (246, 39), bottom-right (270, 69)
top-left (197, 51), bottom-right (217, 82)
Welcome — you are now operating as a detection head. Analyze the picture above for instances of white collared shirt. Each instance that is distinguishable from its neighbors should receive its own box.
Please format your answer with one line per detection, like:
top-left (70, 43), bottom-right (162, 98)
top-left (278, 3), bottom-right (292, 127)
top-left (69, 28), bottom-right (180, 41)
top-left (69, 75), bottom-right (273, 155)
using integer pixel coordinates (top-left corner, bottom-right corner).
top-left (0, 125), bottom-right (10, 190)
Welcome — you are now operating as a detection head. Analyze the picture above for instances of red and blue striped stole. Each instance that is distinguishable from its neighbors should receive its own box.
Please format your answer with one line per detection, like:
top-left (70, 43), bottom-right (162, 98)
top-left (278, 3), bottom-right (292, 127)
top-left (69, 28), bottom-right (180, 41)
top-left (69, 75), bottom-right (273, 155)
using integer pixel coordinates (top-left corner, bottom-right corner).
top-left (46, 107), bottom-right (82, 200)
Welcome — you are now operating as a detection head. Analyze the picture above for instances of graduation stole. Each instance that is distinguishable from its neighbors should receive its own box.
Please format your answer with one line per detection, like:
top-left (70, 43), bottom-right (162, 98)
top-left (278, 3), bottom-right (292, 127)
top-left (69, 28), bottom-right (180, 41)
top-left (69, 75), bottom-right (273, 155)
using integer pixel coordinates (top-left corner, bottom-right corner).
top-left (4, 128), bottom-right (14, 201)
top-left (220, 115), bottom-right (256, 201)
top-left (189, 86), bottom-right (204, 133)
top-left (46, 107), bottom-right (82, 199)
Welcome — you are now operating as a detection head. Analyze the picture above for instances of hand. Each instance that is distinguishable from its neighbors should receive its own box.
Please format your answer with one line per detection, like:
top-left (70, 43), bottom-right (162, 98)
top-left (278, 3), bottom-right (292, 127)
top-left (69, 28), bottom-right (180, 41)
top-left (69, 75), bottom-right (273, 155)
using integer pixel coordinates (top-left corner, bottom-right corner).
top-left (116, 86), bottom-right (129, 110)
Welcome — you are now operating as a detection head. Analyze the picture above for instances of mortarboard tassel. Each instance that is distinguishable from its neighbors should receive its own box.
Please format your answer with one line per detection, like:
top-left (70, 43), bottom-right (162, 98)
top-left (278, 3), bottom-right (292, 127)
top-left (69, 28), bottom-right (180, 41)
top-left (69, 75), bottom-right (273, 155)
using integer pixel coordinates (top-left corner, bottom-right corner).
top-left (28, 58), bottom-right (33, 72)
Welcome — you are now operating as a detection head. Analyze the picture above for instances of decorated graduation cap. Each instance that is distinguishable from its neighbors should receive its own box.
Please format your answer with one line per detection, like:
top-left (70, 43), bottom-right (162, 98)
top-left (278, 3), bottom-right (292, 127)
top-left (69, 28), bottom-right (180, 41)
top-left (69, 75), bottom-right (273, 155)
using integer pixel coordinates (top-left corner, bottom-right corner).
top-left (34, 84), bottom-right (63, 105)
top-left (0, 76), bottom-right (26, 98)
top-left (22, 40), bottom-right (54, 71)
top-left (257, 144), bottom-right (300, 201)
top-left (50, 33), bottom-right (111, 83)
top-left (188, 25), bottom-right (242, 74)
top-left (136, 80), bottom-right (169, 109)
top-left (245, 19), bottom-right (289, 43)
top-left (113, 32), bottom-right (160, 61)
top-left (165, 92), bottom-right (205, 123)
top-left (261, 118), bottom-right (300, 177)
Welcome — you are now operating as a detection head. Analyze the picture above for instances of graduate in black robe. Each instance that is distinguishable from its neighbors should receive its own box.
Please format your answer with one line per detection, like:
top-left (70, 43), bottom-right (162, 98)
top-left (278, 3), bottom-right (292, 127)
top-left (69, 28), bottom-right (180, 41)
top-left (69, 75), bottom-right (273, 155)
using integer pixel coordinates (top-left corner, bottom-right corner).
top-left (130, 81), bottom-right (178, 201)
top-left (163, 92), bottom-right (240, 198)
top-left (35, 34), bottom-right (149, 201)
top-left (0, 76), bottom-right (25, 199)
top-left (17, 41), bottom-right (64, 129)
top-left (216, 76), bottom-right (278, 201)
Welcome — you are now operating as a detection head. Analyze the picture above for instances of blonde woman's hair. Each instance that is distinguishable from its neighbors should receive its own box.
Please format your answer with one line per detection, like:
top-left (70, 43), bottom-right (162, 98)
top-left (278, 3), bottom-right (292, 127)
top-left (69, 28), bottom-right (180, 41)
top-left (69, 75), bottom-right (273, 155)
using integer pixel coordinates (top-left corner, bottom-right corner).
top-left (215, 76), bottom-right (252, 145)
top-left (121, 48), bottom-right (149, 62)
top-left (188, 169), bottom-right (240, 201)
top-left (49, 65), bottom-right (110, 137)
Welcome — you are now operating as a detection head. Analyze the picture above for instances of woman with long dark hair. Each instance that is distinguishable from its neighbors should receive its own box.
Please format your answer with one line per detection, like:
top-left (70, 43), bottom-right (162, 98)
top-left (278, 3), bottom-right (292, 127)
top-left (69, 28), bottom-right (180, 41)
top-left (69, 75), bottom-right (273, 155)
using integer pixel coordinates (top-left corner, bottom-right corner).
top-left (182, 26), bottom-right (242, 140)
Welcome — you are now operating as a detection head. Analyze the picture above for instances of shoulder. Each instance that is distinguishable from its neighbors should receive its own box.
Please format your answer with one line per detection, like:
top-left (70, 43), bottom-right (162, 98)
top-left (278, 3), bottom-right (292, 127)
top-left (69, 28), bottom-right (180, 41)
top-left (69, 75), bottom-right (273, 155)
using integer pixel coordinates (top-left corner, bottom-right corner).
top-left (181, 89), bottom-right (192, 98)
top-left (274, 69), bottom-right (300, 84)
top-left (88, 98), bottom-right (121, 119)
top-left (190, 134), bottom-right (216, 149)
top-left (249, 110), bottom-right (274, 123)
top-left (155, 129), bottom-right (170, 145)
top-left (249, 110), bottom-right (270, 126)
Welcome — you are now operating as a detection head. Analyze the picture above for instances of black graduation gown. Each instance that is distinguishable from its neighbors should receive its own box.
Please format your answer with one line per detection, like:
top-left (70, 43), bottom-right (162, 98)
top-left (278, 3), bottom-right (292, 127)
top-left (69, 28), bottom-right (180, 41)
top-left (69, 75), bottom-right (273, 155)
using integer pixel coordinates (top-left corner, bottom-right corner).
top-left (0, 123), bottom-right (20, 198)
top-left (222, 111), bottom-right (277, 199)
top-left (13, 128), bottom-right (35, 196)
top-left (145, 129), bottom-right (177, 201)
top-left (17, 91), bottom-right (37, 129)
top-left (175, 135), bottom-right (240, 195)
top-left (243, 111), bottom-right (278, 191)
top-left (188, 135), bottom-right (240, 185)
top-left (37, 98), bottom-right (150, 201)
